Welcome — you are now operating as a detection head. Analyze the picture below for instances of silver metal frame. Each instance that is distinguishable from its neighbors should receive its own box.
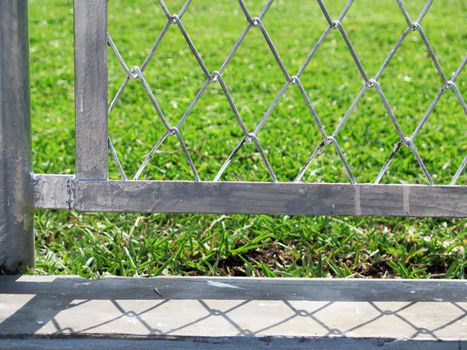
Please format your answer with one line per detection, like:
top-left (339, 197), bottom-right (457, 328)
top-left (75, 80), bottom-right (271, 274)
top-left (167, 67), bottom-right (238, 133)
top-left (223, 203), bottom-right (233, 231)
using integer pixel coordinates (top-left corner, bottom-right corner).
top-left (1, 0), bottom-right (466, 273)
top-left (0, 0), bottom-right (35, 273)
top-left (64, 0), bottom-right (466, 217)
top-left (33, 174), bottom-right (466, 217)
top-left (74, 1), bottom-right (108, 181)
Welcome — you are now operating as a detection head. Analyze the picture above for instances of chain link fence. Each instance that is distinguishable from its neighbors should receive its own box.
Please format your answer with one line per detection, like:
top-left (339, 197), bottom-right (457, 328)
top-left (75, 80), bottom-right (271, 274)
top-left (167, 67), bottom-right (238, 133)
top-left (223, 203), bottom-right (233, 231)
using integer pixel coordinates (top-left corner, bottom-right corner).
top-left (0, 0), bottom-right (466, 274)
top-left (106, 0), bottom-right (465, 185)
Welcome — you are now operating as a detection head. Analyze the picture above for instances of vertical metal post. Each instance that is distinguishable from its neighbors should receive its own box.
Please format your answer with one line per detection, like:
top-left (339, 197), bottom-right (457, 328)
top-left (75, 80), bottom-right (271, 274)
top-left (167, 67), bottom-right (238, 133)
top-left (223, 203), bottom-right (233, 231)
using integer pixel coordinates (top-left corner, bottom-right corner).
top-left (74, 1), bottom-right (108, 180)
top-left (0, 0), bottom-right (34, 274)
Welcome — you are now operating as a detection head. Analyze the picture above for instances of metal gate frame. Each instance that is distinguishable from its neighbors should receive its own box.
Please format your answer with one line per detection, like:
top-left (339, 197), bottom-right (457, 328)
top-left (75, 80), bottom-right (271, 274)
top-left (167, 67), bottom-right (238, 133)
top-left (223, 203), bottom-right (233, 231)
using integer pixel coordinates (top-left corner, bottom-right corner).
top-left (0, 0), bottom-right (466, 273)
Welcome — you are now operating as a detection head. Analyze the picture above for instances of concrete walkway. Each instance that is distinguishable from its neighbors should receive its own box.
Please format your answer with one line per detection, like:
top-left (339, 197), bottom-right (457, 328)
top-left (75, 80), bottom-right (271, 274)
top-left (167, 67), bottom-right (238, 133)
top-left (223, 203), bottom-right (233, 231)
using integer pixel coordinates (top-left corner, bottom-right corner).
top-left (0, 276), bottom-right (466, 349)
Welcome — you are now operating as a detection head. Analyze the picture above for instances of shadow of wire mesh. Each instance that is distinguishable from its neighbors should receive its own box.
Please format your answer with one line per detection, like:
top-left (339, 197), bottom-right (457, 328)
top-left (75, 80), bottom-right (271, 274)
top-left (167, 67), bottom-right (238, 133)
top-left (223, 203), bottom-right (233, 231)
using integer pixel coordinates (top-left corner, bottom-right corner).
top-left (0, 277), bottom-right (466, 340)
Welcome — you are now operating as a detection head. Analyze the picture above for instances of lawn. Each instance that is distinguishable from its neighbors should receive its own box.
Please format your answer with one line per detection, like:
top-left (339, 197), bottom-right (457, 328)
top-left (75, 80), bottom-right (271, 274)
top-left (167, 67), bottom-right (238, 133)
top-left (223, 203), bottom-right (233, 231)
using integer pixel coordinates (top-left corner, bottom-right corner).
top-left (30, 0), bottom-right (465, 278)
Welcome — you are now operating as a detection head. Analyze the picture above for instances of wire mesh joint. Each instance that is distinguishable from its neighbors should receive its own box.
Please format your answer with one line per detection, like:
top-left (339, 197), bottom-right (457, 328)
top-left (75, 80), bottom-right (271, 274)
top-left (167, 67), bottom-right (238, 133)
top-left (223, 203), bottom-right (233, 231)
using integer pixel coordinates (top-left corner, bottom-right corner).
top-left (251, 17), bottom-right (260, 27)
top-left (366, 79), bottom-right (377, 88)
top-left (403, 137), bottom-right (413, 147)
top-left (411, 22), bottom-right (420, 31)
top-left (444, 80), bottom-right (454, 91)
top-left (170, 14), bottom-right (179, 24)
top-left (246, 132), bottom-right (259, 144)
top-left (210, 71), bottom-right (220, 83)
top-left (168, 127), bottom-right (180, 136)
top-left (325, 136), bottom-right (336, 145)
top-left (331, 20), bottom-right (340, 30)
top-left (288, 76), bottom-right (298, 85)
top-left (129, 66), bottom-right (141, 80)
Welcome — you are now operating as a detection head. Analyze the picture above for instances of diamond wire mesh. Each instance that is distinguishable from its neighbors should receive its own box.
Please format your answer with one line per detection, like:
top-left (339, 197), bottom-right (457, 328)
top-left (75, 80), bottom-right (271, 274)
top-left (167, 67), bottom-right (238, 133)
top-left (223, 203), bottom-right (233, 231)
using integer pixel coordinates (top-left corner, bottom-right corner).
top-left (107, 0), bottom-right (466, 185)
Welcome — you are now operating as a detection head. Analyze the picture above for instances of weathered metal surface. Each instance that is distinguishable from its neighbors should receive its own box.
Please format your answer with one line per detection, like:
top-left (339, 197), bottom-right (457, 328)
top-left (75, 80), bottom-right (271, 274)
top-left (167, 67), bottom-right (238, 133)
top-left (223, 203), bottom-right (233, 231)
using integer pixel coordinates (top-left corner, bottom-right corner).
top-left (32, 174), bottom-right (75, 210)
top-left (71, 181), bottom-right (467, 217)
top-left (74, 0), bottom-right (108, 180)
top-left (0, 0), bottom-right (34, 274)
top-left (0, 276), bottom-right (465, 349)
top-left (1, 275), bottom-right (466, 302)
top-left (31, 175), bottom-right (467, 217)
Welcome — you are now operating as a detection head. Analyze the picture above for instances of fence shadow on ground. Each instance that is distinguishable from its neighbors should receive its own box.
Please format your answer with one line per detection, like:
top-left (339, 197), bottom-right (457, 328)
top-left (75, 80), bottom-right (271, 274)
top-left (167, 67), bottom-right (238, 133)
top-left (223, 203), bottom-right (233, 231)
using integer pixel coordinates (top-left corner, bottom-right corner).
top-left (0, 276), bottom-right (466, 342)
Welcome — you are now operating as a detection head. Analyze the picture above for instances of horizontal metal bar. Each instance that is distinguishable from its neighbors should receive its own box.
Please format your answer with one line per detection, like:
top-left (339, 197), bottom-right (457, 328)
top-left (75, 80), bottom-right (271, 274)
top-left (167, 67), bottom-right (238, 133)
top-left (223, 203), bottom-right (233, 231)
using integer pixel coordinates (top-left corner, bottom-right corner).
top-left (33, 174), bottom-right (75, 210)
top-left (3, 275), bottom-right (466, 301)
top-left (33, 175), bottom-right (467, 217)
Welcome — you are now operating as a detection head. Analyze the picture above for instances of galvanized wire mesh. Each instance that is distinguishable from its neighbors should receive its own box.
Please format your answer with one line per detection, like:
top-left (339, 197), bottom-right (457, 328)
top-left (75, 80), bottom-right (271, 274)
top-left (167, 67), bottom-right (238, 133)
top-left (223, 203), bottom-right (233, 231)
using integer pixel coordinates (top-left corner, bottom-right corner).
top-left (107, 0), bottom-right (466, 185)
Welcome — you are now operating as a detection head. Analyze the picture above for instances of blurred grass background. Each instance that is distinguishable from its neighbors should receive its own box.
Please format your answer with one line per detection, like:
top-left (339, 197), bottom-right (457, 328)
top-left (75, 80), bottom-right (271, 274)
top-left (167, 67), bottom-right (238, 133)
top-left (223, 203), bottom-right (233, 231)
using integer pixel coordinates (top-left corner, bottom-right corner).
top-left (30, 0), bottom-right (465, 278)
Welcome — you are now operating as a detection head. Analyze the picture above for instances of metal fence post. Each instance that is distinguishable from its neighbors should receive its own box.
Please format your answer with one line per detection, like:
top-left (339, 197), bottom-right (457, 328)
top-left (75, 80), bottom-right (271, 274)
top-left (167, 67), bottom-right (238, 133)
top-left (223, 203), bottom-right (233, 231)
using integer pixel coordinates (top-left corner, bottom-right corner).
top-left (74, 0), bottom-right (108, 181)
top-left (0, 0), bottom-right (34, 274)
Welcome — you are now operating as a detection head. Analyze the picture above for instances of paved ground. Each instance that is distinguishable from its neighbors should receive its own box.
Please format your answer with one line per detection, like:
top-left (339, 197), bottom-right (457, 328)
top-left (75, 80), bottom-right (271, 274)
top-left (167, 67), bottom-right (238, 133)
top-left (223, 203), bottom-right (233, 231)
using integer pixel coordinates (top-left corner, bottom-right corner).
top-left (0, 276), bottom-right (466, 349)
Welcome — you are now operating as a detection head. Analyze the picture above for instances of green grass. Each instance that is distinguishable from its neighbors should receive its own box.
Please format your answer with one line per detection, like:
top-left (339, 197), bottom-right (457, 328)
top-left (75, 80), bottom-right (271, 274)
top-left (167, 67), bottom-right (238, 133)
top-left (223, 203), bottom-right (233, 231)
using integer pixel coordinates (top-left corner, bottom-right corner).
top-left (30, 0), bottom-right (466, 278)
